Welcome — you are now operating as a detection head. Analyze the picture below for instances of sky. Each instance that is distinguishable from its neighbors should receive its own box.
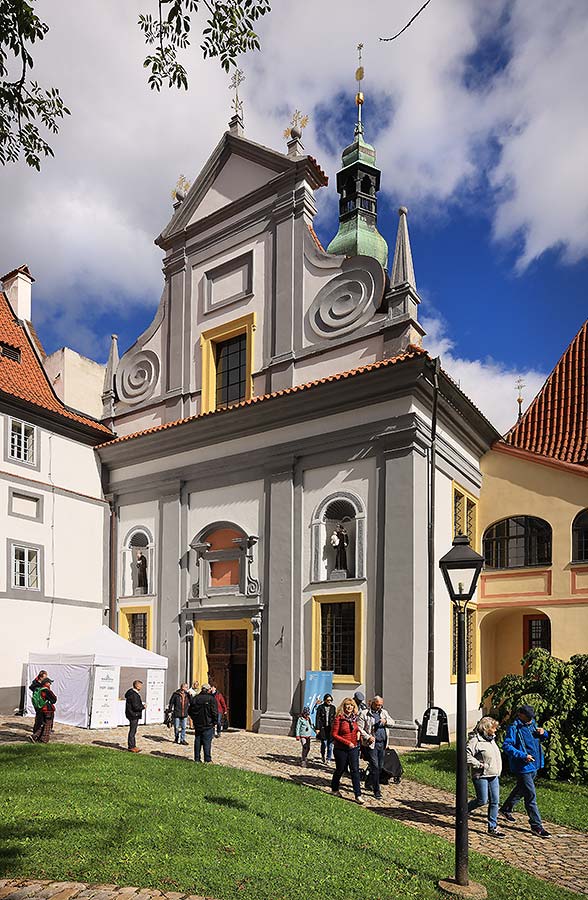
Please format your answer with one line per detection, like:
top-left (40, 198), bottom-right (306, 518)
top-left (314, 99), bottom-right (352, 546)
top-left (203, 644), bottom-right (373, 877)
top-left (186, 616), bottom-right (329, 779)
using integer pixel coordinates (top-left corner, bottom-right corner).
top-left (0, 0), bottom-right (587, 433)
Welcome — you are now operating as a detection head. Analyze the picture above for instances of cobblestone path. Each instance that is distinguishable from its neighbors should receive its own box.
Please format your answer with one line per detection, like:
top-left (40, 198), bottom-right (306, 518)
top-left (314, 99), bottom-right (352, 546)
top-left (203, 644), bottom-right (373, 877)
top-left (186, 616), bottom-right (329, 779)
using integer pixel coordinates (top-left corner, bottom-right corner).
top-left (0, 879), bottom-right (215, 900)
top-left (1, 717), bottom-right (586, 896)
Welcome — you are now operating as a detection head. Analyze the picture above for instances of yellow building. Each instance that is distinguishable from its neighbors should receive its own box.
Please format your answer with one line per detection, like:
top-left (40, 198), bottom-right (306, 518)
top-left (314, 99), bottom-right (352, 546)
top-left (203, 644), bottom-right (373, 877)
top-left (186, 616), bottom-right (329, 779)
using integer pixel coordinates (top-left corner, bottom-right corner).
top-left (478, 321), bottom-right (588, 692)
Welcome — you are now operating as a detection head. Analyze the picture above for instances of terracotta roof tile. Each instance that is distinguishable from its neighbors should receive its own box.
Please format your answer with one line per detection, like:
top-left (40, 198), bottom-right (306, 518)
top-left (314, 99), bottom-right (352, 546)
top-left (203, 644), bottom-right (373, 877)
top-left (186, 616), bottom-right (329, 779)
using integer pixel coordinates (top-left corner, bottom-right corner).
top-left (96, 345), bottom-right (428, 449)
top-left (0, 291), bottom-right (111, 437)
top-left (306, 155), bottom-right (328, 186)
top-left (307, 224), bottom-right (325, 253)
top-left (506, 320), bottom-right (588, 465)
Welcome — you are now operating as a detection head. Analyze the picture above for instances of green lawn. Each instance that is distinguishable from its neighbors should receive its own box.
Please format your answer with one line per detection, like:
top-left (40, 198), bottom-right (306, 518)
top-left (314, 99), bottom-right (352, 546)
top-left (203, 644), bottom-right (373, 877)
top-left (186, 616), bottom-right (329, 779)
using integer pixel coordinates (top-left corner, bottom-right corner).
top-left (0, 745), bottom-right (584, 900)
top-left (401, 745), bottom-right (588, 832)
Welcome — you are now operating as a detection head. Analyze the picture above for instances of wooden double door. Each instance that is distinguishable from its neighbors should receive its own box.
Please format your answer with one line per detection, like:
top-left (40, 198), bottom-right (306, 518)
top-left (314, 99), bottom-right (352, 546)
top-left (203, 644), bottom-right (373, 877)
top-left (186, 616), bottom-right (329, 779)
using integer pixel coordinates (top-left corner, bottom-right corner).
top-left (205, 629), bottom-right (248, 729)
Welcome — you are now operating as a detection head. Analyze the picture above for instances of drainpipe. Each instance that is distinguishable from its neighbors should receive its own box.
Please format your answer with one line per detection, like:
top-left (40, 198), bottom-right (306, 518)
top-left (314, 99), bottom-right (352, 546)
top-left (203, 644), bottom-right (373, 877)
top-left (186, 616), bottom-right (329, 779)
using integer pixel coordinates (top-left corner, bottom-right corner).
top-left (108, 497), bottom-right (117, 631)
top-left (427, 357), bottom-right (441, 709)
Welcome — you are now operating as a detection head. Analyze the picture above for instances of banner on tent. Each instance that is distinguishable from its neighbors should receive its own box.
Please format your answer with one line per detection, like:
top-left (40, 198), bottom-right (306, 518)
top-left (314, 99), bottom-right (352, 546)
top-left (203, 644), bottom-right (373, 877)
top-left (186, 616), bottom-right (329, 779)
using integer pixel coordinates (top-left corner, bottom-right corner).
top-left (146, 668), bottom-right (165, 724)
top-left (90, 666), bottom-right (118, 728)
top-left (303, 671), bottom-right (333, 726)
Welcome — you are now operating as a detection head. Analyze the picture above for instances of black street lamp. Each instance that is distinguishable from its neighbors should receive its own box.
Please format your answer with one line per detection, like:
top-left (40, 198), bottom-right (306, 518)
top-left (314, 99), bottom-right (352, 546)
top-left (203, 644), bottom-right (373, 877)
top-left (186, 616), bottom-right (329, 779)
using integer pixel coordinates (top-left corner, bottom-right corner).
top-left (438, 534), bottom-right (486, 900)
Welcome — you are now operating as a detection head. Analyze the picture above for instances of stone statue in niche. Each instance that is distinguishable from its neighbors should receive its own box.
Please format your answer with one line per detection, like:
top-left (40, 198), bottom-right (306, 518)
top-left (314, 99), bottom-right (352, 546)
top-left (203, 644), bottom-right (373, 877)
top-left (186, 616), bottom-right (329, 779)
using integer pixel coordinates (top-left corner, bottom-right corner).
top-left (135, 549), bottom-right (148, 594)
top-left (329, 523), bottom-right (349, 579)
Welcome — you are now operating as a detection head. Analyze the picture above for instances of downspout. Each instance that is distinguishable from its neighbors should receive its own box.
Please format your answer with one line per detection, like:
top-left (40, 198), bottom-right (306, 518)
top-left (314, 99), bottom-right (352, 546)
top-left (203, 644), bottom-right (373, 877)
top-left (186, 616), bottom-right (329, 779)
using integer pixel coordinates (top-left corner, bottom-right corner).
top-left (427, 357), bottom-right (441, 709)
top-left (108, 497), bottom-right (117, 631)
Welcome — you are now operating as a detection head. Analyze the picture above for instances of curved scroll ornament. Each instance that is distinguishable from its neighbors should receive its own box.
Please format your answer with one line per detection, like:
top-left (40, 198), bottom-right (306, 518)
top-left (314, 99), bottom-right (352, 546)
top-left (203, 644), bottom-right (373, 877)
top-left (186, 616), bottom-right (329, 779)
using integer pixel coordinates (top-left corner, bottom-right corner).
top-left (117, 350), bottom-right (160, 405)
top-left (307, 256), bottom-right (385, 339)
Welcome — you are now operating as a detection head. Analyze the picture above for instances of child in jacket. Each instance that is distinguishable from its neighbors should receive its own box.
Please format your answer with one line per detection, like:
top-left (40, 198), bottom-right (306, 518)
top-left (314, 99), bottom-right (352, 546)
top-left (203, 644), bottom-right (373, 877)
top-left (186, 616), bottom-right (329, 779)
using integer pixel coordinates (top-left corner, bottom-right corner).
top-left (295, 706), bottom-right (316, 766)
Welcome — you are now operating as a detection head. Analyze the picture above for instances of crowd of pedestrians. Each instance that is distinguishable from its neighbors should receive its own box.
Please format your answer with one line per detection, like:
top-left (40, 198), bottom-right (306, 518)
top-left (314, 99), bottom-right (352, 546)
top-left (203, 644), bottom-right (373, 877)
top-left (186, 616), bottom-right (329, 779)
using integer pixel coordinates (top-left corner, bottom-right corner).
top-left (26, 669), bottom-right (552, 837)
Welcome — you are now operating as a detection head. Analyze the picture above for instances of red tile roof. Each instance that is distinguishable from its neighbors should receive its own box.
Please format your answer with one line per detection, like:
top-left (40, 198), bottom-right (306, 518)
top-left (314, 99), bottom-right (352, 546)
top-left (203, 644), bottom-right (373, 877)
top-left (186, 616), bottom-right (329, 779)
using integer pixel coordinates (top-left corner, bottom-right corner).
top-left (307, 224), bottom-right (325, 253)
top-left (306, 155), bottom-right (328, 187)
top-left (0, 290), bottom-right (112, 437)
top-left (96, 345), bottom-right (428, 449)
top-left (505, 320), bottom-right (588, 465)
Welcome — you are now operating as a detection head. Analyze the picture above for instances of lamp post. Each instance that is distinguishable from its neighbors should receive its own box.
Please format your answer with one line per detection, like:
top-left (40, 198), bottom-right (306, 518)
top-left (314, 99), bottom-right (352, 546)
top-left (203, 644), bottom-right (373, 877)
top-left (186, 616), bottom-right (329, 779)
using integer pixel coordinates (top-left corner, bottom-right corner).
top-left (438, 534), bottom-right (486, 900)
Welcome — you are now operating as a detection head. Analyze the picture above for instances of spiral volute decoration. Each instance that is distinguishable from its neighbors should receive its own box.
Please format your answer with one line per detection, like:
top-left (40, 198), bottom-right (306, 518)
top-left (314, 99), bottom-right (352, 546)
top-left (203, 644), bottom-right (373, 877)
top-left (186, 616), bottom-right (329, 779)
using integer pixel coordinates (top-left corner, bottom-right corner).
top-left (117, 349), bottom-right (160, 405)
top-left (307, 257), bottom-right (385, 339)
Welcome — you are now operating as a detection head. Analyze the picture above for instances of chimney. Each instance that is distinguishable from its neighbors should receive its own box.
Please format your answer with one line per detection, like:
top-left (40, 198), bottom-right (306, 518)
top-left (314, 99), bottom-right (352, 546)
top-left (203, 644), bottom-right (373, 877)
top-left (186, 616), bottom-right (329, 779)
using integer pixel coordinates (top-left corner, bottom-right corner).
top-left (2, 265), bottom-right (35, 322)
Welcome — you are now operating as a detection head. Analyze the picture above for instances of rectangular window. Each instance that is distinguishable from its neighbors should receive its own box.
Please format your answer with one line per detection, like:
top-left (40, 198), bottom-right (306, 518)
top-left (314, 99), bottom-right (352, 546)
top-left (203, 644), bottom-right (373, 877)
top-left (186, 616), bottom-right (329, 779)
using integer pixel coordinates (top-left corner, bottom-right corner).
top-left (312, 592), bottom-right (363, 684)
top-left (523, 615), bottom-right (551, 655)
top-left (451, 606), bottom-right (477, 679)
top-left (453, 485), bottom-right (477, 545)
top-left (12, 545), bottom-right (40, 590)
top-left (129, 613), bottom-right (148, 649)
top-left (215, 333), bottom-right (247, 409)
top-left (10, 419), bottom-right (36, 464)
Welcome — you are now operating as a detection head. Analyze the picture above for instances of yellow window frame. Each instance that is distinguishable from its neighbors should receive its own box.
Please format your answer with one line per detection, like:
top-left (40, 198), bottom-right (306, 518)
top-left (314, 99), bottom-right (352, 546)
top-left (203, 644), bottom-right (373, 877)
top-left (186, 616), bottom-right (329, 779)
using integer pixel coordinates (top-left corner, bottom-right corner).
top-left (450, 604), bottom-right (479, 684)
top-left (119, 604), bottom-right (153, 651)
top-left (311, 592), bottom-right (363, 685)
top-left (200, 312), bottom-right (256, 414)
top-left (452, 481), bottom-right (478, 548)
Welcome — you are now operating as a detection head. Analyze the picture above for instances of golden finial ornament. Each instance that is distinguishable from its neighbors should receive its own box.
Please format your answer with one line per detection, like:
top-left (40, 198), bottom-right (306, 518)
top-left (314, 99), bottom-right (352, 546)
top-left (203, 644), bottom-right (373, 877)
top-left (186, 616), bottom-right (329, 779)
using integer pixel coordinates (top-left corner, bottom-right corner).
top-left (354, 42), bottom-right (365, 135)
top-left (283, 109), bottom-right (309, 139)
top-left (229, 68), bottom-right (245, 117)
top-left (515, 376), bottom-right (525, 422)
top-left (171, 173), bottom-right (191, 201)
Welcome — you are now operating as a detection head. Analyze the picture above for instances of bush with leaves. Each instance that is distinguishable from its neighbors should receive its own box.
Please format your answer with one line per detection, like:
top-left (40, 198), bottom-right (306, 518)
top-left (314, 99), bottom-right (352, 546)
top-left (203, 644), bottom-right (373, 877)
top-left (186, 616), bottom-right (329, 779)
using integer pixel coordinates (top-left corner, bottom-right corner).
top-left (481, 648), bottom-right (588, 782)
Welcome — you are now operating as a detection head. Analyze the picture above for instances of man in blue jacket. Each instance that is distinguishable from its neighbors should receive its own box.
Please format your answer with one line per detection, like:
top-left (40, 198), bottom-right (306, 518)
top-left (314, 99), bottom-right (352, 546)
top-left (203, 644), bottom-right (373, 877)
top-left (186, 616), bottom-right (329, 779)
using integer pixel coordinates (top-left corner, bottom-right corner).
top-left (499, 704), bottom-right (550, 837)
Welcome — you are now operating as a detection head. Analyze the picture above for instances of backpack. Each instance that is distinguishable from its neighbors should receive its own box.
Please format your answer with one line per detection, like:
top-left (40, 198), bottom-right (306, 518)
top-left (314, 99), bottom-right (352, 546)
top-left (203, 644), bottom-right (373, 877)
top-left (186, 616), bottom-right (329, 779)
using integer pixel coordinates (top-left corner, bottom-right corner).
top-left (32, 687), bottom-right (47, 710)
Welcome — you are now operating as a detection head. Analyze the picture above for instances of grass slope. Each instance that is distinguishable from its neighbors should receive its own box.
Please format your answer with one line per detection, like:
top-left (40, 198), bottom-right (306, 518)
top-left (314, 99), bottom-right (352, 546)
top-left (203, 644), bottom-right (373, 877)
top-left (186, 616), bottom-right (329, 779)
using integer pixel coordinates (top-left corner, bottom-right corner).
top-left (0, 745), bottom-right (582, 900)
top-left (401, 746), bottom-right (588, 833)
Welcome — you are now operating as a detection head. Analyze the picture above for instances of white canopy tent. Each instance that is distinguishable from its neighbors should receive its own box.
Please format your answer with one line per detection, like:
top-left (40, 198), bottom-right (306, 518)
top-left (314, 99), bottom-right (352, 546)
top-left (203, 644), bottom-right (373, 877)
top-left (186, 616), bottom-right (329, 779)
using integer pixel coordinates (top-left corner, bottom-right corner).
top-left (26, 625), bottom-right (168, 729)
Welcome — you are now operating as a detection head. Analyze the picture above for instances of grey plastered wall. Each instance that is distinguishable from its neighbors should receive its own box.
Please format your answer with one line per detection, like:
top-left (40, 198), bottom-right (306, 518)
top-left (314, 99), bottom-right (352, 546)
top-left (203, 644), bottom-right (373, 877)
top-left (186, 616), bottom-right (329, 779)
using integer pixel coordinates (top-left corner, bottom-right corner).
top-left (158, 486), bottom-right (182, 694)
top-left (259, 466), bottom-right (295, 732)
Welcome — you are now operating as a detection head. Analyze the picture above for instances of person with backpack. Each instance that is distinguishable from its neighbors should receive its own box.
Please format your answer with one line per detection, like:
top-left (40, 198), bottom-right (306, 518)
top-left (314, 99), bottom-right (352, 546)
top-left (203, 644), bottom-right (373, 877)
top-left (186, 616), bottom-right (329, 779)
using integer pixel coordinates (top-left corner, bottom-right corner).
top-left (499, 704), bottom-right (550, 838)
top-left (29, 670), bottom-right (47, 738)
top-left (30, 677), bottom-right (57, 744)
top-left (466, 716), bottom-right (505, 838)
top-left (358, 695), bottom-right (395, 801)
top-left (168, 682), bottom-right (190, 745)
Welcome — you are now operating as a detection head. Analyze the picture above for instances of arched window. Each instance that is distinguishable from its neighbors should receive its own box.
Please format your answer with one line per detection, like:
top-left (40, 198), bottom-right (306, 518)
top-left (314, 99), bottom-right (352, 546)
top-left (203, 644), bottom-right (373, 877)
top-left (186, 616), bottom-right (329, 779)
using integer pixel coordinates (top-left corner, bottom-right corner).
top-left (122, 527), bottom-right (154, 596)
top-left (360, 175), bottom-right (373, 196)
top-left (190, 522), bottom-right (259, 600)
top-left (572, 509), bottom-right (588, 562)
top-left (311, 492), bottom-right (366, 582)
top-left (483, 516), bottom-right (552, 569)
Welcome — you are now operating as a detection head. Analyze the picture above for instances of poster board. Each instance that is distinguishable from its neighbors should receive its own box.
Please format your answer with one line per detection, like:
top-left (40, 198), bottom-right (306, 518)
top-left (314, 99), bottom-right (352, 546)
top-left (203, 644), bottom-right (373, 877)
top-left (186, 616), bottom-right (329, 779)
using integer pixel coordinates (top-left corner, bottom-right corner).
top-left (303, 671), bottom-right (334, 726)
top-left (145, 667), bottom-right (166, 724)
top-left (89, 666), bottom-right (118, 729)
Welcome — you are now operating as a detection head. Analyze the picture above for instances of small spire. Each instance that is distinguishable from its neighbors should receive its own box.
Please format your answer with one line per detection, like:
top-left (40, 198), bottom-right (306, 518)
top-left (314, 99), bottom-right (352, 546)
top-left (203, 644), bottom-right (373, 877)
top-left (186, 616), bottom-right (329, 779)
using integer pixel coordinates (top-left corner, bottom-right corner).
top-left (391, 207), bottom-right (416, 290)
top-left (355, 42), bottom-right (365, 138)
top-left (284, 109), bottom-right (309, 158)
top-left (101, 334), bottom-right (119, 420)
top-left (228, 68), bottom-right (245, 136)
top-left (515, 376), bottom-right (525, 422)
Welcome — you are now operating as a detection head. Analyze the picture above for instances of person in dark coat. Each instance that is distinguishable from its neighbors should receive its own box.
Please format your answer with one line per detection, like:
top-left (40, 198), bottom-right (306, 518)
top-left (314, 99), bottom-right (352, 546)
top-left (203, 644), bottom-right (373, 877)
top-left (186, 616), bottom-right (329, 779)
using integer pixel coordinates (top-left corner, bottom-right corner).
top-left (189, 684), bottom-right (217, 762)
top-left (168, 682), bottom-right (190, 744)
top-left (29, 670), bottom-right (47, 738)
top-left (315, 693), bottom-right (335, 763)
top-left (30, 678), bottom-right (57, 744)
top-left (211, 684), bottom-right (228, 737)
top-left (500, 704), bottom-right (550, 837)
top-left (124, 680), bottom-right (145, 752)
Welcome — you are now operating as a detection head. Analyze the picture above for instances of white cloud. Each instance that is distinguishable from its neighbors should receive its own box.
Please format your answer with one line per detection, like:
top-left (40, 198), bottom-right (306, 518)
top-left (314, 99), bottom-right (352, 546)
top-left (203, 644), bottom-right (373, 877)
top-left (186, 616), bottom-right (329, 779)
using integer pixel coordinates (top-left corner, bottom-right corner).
top-left (422, 314), bottom-right (547, 433)
top-left (0, 0), bottom-right (586, 352)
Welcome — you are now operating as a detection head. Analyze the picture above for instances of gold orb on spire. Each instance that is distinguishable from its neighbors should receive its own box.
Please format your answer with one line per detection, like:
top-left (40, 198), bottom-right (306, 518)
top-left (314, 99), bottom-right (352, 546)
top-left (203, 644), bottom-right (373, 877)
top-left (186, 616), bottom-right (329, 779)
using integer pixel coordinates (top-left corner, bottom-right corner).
top-left (283, 109), bottom-right (309, 139)
top-left (171, 173), bottom-right (191, 201)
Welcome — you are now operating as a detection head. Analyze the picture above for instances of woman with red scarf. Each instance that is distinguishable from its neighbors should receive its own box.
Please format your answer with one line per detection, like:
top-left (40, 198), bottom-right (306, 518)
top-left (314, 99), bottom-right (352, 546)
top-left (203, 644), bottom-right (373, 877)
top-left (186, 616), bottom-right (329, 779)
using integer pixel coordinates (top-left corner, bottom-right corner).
top-left (330, 697), bottom-right (364, 803)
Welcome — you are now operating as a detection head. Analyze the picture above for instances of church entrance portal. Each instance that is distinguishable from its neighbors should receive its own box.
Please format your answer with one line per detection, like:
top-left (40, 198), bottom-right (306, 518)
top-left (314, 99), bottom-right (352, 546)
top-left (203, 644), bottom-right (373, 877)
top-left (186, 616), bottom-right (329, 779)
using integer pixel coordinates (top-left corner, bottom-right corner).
top-left (193, 619), bottom-right (253, 730)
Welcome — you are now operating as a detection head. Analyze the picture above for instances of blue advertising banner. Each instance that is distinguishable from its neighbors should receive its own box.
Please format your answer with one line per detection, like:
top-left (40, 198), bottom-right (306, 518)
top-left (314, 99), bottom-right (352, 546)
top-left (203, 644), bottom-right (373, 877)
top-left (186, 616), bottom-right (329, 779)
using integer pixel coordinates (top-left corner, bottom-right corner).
top-left (303, 671), bottom-right (334, 726)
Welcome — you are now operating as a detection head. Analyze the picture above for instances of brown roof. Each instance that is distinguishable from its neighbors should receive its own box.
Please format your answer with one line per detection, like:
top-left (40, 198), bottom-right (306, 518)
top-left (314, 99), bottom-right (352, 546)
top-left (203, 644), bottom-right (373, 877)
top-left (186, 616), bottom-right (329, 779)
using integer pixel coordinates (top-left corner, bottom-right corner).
top-left (96, 345), bottom-right (428, 449)
top-left (0, 290), bottom-right (111, 437)
top-left (307, 223), bottom-right (325, 253)
top-left (505, 320), bottom-right (588, 465)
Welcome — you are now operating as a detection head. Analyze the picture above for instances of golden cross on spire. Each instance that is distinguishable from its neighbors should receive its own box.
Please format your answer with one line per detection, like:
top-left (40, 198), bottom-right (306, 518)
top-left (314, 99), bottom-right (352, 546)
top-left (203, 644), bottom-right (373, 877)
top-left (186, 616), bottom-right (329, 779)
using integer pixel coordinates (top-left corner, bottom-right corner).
top-left (283, 109), bottom-right (309, 139)
top-left (229, 68), bottom-right (245, 117)
top-left (355, 42), bottom-right (365, 132)
top-left (515, 376), bottom-right (525, 421)
top-left (170, 173), bottom-right (191, 201)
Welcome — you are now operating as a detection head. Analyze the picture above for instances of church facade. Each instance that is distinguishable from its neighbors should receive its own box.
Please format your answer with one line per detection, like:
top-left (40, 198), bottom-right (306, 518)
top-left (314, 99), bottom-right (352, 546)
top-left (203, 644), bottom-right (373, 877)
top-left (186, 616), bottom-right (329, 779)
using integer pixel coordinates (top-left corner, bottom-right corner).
top-left (96, 108), bottom-right (498, 740)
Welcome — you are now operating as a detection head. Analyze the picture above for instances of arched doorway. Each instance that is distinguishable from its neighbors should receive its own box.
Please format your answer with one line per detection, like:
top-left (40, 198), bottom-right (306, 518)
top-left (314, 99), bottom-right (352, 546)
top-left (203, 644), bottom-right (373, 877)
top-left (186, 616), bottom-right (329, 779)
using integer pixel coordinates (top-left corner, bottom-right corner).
top-left (480, 606), bottom-right (551, 694)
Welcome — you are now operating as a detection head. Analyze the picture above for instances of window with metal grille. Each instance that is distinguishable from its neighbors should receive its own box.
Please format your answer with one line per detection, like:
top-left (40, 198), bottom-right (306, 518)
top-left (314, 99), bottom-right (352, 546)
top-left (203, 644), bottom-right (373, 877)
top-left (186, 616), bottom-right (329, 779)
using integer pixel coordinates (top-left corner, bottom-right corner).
top-left (320, 602), bottom-right (355, 675)
top-left (572, 510), bottom-right (588, 562)
top-left (10, 419), bottom-right (35, 464)
top-left (0, 342), bottom-right (21, 362)
top-left (12, 545), bottom-right (39, 590)
top-left (451, 606), bottom-right (476, 677)
top-left (453, 487), bottom-right (477, 544)
top-left (483, 516), bottom-right (552, 568)
top-left (129, 613), bottom-right (148, 648)
top-left (527, 617), bottom-right (551, 653)
top-left (215, 333), bottom-right (247, 409)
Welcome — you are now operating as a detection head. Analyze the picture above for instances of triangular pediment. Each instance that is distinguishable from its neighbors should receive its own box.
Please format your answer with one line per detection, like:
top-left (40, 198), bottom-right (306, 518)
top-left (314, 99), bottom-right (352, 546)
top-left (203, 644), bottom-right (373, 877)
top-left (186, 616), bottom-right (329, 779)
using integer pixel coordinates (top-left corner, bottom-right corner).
top-left (157, 132), bottom-right (297, 245)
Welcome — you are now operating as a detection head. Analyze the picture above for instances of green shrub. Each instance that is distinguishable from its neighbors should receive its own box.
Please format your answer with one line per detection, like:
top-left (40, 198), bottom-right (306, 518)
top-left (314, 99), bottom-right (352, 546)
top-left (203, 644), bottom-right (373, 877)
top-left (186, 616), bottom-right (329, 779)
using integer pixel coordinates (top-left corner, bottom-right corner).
top-left (480, 648), bottom-right (588, 782)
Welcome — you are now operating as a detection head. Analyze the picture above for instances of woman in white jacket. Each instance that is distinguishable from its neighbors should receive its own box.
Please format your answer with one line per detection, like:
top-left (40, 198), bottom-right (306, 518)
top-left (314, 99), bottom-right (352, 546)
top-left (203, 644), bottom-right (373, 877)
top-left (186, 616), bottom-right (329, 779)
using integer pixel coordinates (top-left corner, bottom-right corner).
top-left (467, 716), bottom-right (505, 838)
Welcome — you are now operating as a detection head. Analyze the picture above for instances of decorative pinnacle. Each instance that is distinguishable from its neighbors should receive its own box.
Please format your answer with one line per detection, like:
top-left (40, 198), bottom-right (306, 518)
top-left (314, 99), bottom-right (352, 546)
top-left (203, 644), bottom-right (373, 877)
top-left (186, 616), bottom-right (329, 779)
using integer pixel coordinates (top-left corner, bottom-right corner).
top-left (229, 68), bottom-right (245, 118)
top-left (170, 174), bottom-right (191, 202)
top-left (516, 376), bottom-right (525, 421)
top-left (355, 42), bottom-right (365, 136)
top-left (283, 109), bottom-right (309, 140)
top-left (391, 206), bottom-right (416, 290)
